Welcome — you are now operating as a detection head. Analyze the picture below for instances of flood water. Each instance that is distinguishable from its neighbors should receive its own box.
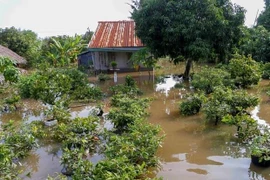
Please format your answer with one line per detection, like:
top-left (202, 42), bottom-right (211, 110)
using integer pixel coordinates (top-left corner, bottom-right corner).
top-left (0, 71), bottom-right (270, 180)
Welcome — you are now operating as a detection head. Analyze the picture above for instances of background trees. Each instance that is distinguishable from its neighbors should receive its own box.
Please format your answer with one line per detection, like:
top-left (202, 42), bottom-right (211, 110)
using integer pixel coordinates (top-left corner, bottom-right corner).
top-left (257, 0), bottom-right (270, 31)
top-left (0, 27), bottom-right (41, 66)
top-left (131, 0), bottom-right (245, 78)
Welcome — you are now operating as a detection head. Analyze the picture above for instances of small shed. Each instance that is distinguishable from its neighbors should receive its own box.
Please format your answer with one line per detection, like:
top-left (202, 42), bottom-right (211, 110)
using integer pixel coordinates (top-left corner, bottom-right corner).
top-left (78, 20), bottom-right (146, 73)
top-left (0, 45), bottom-right (27, 67)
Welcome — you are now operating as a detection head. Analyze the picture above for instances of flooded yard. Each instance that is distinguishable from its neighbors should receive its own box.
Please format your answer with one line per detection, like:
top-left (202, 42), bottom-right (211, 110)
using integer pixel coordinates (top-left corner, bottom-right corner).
top-left (0, 71), bottom-right (270, 180)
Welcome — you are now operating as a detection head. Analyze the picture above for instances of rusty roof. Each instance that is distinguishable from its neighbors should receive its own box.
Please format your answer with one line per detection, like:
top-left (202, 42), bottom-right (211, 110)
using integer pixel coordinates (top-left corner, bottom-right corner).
top-left (89, 20), bottom-right (144, 48)
top-left (0, 45), bottom-right (27, 65)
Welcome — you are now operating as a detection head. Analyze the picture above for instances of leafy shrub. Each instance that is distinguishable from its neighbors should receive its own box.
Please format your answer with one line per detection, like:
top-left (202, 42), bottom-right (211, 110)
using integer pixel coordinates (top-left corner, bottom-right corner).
top-left (110, 75), bottom-right (142, 96)
top-left (92, 157), bottom-right (143, 180)
top-left (125, 75), bottom-right (136, 87)
top-left (202, 87), bottom-right (259, 125)
top-left (105, 121), bottom-right (163, 168)
top-left (191, 67), bottom-right (234, 94)
top-left (0, 57), bottom-right (19, 83)
top-left (180, 94), bottom-right (203, 116)
top-left (19, 68), bottom-right (103, 105)
top-left (108, 96), bottom-right (150, 132)
top-left (0, 121), bottom-right (38, 179)
top-left (97, 73), bottom-right (110, 81)
top-left (250, 129), bottom-right (270, 163)
top-left (262, 63), bottom-right (270, 79)
top-left (222, 114), bottom-right (260, 142)
top-left (228, 54), bottom-right (262, 88)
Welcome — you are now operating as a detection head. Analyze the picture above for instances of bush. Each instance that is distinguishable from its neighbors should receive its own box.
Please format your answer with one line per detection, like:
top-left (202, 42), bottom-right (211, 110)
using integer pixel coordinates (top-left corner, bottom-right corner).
top-left (180, 94), bottom-right (203, 116)
top-left (202, 87), bottom-right (259, 125)
top-left (108, 96), bottom-right (150, 132)
top-left (19, 68), bottom-right (103, 105)
top-left (191, 67), bottom-right (234, 94)
top-left (97, 73), bottom-right (110, 81)
top-left (262, 63), bottom-right (270, 79)
top-left (228, 54), bottom-right (262, 88)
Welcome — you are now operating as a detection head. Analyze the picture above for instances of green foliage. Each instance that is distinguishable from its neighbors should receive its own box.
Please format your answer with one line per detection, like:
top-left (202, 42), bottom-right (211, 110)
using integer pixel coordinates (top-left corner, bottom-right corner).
top-left (19, 68), bottom-right (103, 105)
top-left (0, 121), bottom-right (38, 179)
top-left (257, 5), bottom-right (270, 31)
top-left (61, 148), bottom-right (87, 175)
top-left (0, 27), bottom-right (41, 66)
top-left (203, 87), bottom-right (259, 125)
top-left (250, 129), bottom-right (270, 162)
top-left (110, 75), bottom-right (142, 96)
top-left (97, 73), bottom-right (110, 81)
top-left (132, 0), bottom-right (245, 77)
top-left (125, 75), bottom-right (136, 87)
top-left (228, 54), bottom-right (262, 88)
top-left (45, 35), bottom-right (86, 67)
top-left (92, 157), bottom-right (144, 180)
top-left (222, 114), bottom-right (259, 142)
top-left (45, 101), bottom-right (71, 122)
top-left (130, 47), bottom-right (158, 69)
top-left (110, 61), bottom-right (117, 68)
top-left (108, 95), bottom-right (150, 132)
top-left (105, 121), bottom-right (163, 168)
top-left (239, 26), bottom-right (270, 63)
top-left (262, 63), bottom-right (270, 79)
top-left (180, 94), bottom-right (204, 116)
top-left (0, 57), bottom-right (20, 83)
top-left (191, 67), bottom-right (234, 94)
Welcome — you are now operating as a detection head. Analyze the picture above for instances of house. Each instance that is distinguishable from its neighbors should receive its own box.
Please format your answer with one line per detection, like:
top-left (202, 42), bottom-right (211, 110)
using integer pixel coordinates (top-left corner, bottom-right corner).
top-left (78, 20), bottom-right (146, 73)
top-left (0, 45), bottom-right (27, 67)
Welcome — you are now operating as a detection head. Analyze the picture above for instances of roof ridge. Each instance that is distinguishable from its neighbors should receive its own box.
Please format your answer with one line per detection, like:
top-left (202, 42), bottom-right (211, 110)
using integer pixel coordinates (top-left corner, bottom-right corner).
top-left (98, 20), bottom-right (134, 23)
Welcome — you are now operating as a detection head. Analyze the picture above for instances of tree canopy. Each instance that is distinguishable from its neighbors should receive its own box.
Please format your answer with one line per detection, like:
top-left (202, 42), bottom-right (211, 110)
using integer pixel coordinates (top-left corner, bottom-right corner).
top-left (239, 26), bottom-right (270, 63)
top-left (131, 0), bottom-right (245, 78)
top-left (0, 27), bottom-right (41, 66)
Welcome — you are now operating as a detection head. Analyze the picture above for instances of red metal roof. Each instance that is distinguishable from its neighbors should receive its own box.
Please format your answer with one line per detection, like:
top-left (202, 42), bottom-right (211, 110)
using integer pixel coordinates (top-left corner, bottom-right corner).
top-left (89, 20), bottom-right (144, 48)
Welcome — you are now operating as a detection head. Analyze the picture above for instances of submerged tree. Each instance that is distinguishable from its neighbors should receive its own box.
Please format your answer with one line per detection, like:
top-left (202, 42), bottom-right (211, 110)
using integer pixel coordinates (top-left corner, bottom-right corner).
top-left (131, 0), bottom-right (245, 79)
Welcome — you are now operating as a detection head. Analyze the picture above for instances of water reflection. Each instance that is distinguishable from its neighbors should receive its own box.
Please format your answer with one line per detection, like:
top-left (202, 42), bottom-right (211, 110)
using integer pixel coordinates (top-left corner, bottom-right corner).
top-left (155, 75), bottom-right (183, 97)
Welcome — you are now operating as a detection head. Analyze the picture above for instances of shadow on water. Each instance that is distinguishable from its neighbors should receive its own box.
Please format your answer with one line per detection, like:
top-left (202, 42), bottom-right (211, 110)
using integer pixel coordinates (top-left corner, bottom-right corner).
top-left (1, 71), bottom-right (270, 179)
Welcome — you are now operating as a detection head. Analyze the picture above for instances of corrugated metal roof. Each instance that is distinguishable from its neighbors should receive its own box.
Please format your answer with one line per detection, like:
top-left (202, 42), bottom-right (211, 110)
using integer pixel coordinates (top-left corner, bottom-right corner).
top-left (89, 20), bottom-right (144, 48)
top-left (0, 45), bottom-right (27, 65)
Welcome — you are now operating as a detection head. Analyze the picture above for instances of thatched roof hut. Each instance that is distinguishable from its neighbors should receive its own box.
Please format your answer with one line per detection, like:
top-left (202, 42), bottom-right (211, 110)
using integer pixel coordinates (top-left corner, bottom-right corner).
top-left (0, 45), bottom-right (27, 65)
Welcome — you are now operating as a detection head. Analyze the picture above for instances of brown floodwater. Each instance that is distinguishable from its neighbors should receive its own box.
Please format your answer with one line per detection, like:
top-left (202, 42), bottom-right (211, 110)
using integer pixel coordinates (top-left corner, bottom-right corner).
top-left (0, 71), bottom-right (269, 180)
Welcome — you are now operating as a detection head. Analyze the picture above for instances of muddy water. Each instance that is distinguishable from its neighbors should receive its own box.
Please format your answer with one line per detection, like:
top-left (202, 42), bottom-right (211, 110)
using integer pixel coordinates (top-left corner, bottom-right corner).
top-left (0, 71), bottom-right (270, 179)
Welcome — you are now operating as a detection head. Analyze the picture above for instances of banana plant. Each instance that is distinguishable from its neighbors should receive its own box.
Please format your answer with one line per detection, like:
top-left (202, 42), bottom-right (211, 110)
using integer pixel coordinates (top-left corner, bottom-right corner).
top-left (46, 36), bottom-right (86, 67)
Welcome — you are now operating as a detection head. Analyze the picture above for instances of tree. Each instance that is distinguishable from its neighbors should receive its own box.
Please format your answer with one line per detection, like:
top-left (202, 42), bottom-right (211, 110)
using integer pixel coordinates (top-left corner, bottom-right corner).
top-left (228, 54), bottom-right (261, 88)
top-left (0, 27), bottom-right (41, 66)
top-left (45, 35), bottom-right (86, 67)
top-left (257, 0), bottom-right (270, 30)
top-left (131, 0), bottom-right (245, 79)
top-left (239, 26), bottom-right (270, 63)
top-left (130, 47), bottom-right (158, 76)
top-left (81, 28), bottom-right (94, 44)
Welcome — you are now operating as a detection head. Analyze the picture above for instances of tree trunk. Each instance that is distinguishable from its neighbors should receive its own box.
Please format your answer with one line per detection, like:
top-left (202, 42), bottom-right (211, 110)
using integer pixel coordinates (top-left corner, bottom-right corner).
top-left (183, 59), bottom-right (193, 80)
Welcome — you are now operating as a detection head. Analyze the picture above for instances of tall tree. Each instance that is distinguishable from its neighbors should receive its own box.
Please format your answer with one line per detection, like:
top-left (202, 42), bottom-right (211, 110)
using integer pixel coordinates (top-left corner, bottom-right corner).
top-left (239, 26), bottom-right (270, 63)
top-left (0, 27), bottom-right (41, 66)
top-left (257, 0), bottom-right (270, 31)
top-left (81, 28), bottom-right (94, 44)
top-left (131, 0), bottom-right (245, 79)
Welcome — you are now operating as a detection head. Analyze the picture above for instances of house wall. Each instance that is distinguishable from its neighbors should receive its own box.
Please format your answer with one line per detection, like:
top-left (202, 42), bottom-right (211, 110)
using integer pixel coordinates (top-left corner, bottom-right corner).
top-left (78, 52), bottom-right (93, 68)
top-left (93, 51), bottom-right (135, 70)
